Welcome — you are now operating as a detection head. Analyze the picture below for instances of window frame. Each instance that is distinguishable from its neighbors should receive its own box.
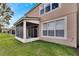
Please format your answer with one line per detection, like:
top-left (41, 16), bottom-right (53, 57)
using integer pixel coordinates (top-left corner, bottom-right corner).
top-left (44, 3), bottom-right (51, 13)
top-left (55, 19), bottom-right (65, 37)
top-left (43, 23), bottom-right (48, 36)
top-left (51, 3), bottom-right (59, 10)
top-left (40, 8), bottom-right (44, 15)
top-left (41, 16), bottom-right (67, 40)
top-left (39, 4), bottom-right (44, 15)
top-left (47, 21), bottom-right (56, 37)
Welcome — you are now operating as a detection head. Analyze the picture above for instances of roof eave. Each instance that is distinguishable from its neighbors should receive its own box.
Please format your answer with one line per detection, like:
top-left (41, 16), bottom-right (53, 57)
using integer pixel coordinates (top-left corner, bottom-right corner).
top-left (14, 17), bottom-right (40, 25)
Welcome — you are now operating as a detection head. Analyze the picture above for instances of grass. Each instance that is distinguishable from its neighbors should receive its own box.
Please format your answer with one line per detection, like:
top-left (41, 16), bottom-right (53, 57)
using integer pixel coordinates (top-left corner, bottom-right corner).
top-left (0, 33), bottom-right (76, 56)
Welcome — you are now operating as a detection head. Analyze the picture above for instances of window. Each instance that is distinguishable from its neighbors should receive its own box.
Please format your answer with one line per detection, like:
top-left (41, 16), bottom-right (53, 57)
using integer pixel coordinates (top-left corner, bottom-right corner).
top-left (56, 19), bottom-right (64, 37)
top-left (42, 17), bottom-right (66, 38)
top-left (45, 3), bottom-right (50, 12)
top-left (48, 22), bottom-right (55, 36)
top-left (52, 3), bottom-right (59, 10)
top-left (43, 23), bottom-right (48, 36)
top-left (40, 8), bottom-right (44, 15)
top-left (40, 3), bottom-right (60, 15)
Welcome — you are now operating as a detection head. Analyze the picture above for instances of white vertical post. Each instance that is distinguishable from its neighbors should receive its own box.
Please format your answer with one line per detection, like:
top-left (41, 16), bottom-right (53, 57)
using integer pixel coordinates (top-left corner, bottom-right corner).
top-left (15, 26), bottom-right (16, 36)
top-left (23, 20), bottom-right (26, 39)
top-left (11, 30), bottom-right (12, 34)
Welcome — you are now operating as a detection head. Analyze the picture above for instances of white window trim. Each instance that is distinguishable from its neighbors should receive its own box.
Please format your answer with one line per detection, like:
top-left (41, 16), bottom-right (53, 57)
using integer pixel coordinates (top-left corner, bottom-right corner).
top-left (41, 16), bottom-right (67, 40)
top-left (39, 3), bottom-right (61, 16)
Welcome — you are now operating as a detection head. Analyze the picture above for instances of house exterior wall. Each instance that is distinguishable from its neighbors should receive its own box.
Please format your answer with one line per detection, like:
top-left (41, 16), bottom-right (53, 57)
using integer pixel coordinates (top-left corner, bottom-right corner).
top-left (27, 3), bottom-right (77, 48)
top-left (27, 5), bottom-right (40, 17)
top-left (40, 3), bottom-right (77, 21)
top-left (15, 3), bottom-right (78, 48)
top-left (25, 3), bottom-right (78, 48)
top-left (77, 3), bottom-right (79, 47)
top-left (40, 13), bottom-right (77, 48)
top-left (39, 3), bottom-right (77, 48)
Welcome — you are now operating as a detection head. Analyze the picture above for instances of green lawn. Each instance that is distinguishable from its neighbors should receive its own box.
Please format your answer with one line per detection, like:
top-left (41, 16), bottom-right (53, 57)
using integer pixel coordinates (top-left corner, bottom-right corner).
top-left (0, 33), bottom-right (76, 56)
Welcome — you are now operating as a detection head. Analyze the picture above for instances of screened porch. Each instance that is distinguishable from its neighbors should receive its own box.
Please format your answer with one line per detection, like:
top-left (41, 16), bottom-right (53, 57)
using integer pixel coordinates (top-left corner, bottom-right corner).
top-left (15, 17), bottom-right (40, 43)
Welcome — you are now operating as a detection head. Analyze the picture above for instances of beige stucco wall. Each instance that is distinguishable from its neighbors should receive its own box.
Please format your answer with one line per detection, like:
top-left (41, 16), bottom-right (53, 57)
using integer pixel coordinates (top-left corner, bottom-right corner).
top-left (40, 3), bottom-right (77, 21)
top-left (27, 6), bottom-right (40, 17)
top-left (77, 3), bottom-right (79, 46)
top-left (26, 3), bottom-right (77, 48)
top-left (39, 3), bottom-right (77, 48)
top-left (39, 13), bottom-right (77, 48)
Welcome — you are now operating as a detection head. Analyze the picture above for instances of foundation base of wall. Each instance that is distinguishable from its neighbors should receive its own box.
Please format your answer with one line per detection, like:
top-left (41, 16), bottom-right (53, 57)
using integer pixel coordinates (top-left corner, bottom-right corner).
top-left (15, 37), bottom-right (39, 43)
